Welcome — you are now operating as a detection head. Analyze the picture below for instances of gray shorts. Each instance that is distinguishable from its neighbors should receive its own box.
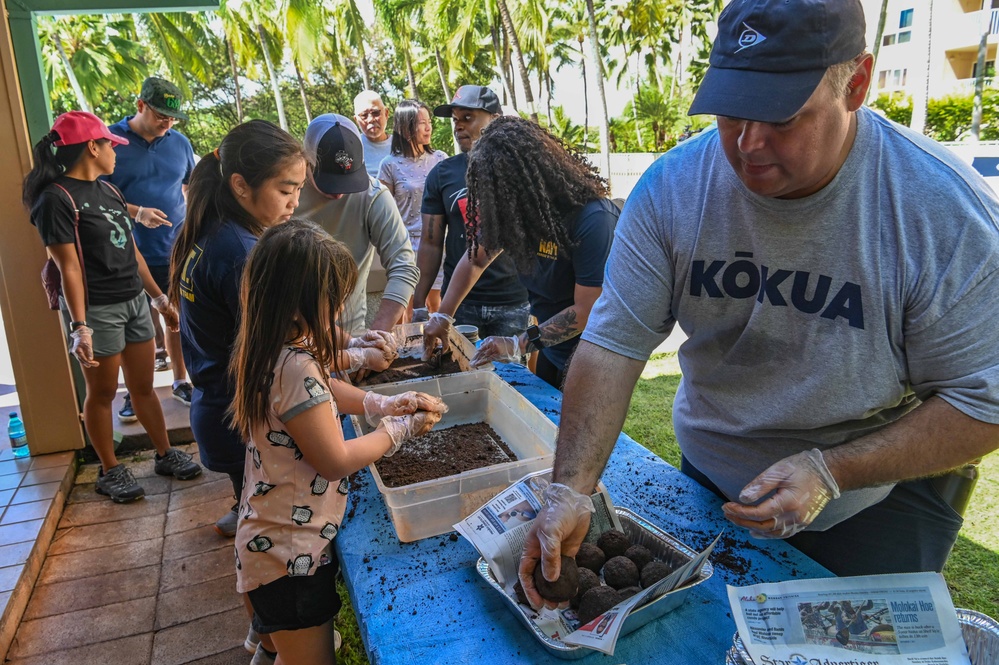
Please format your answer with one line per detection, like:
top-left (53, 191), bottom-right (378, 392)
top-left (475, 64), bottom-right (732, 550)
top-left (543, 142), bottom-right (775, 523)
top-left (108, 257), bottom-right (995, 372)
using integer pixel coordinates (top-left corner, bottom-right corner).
top-left (62, 292), bottom-right (155, 357)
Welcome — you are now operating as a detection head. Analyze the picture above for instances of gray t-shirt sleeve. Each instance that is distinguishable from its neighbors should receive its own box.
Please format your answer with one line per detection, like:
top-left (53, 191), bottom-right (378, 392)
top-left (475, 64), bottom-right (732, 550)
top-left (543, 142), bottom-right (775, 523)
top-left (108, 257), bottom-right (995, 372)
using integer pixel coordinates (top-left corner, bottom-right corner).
top-left (366, 187), bottom-right (418, 307)
top-left (582, 173), bottom-right (676, 361)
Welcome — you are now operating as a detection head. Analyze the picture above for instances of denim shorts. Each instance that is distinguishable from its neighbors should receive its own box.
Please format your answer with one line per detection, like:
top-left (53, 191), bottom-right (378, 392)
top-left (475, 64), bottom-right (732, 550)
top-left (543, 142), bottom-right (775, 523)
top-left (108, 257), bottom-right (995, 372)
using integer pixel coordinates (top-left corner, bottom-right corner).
top-left (248, 558), bottom-right (342, 634)
top-left (63, 292), bottom-right (155, 357)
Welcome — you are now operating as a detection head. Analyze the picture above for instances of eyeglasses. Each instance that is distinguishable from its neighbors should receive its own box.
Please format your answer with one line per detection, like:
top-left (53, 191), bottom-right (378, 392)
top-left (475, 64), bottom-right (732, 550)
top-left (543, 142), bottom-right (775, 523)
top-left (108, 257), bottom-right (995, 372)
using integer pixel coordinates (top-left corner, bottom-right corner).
top-left (149, 108), bottom-right (178, 124)
top-left (358, 109), bottom-right (383, 120)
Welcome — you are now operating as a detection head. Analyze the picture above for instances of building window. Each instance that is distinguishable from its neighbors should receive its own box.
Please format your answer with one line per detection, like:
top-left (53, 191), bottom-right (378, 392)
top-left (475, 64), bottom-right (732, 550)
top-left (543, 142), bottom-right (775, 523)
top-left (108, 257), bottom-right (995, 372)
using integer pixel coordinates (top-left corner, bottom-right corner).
top-left (878, 71), bottom-right (888, 89)
top-left (899, 8), bottom-right (914, 28)
top-left (973, 59), bottom-right (996, 79)
top-left (891, 69), bottom-right (908, 87)
top-left (883, 34), bottom-right (896, 46)
top-left (898, 30), bottom-right (912, 43)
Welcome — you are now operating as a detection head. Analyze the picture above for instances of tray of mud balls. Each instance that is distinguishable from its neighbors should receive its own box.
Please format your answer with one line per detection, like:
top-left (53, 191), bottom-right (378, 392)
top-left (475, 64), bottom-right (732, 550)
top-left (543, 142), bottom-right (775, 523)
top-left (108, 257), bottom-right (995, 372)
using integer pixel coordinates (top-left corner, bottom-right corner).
top-left (477, 506), bottom-right (713, 659)
top-left (357, 322), bottom-right (493, 387)
top-left (727, 608), bottom-right (999, 665)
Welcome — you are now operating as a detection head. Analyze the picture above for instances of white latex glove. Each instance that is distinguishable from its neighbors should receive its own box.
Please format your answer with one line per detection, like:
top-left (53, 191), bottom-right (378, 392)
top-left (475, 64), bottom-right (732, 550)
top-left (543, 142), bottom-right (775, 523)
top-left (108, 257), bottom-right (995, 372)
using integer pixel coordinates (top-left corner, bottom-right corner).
top-left (518, 483), bottom-right (595, 609)
top-left (135, 206), bottom-right (171, 228)
top-left (376, 410), bottom-right (443, 456)
top-left (345, 346), bottom-right (397, 374)
top-left (722, 448), bottom-right (841, 539)
top-left (421, 312), bottom-right (454, 361)
top-left (411, 307), bottom-right (429, 323)
top-left (362, 390), bottom-right (449, 426)
top-left (70, 325), bottom-right (99, 368)
top-left (150, 293), bottom-right (179, 332)
top-left (349, 330), bottom-right (398, 355)
top-left (470, 335), bottom-right (524, 367)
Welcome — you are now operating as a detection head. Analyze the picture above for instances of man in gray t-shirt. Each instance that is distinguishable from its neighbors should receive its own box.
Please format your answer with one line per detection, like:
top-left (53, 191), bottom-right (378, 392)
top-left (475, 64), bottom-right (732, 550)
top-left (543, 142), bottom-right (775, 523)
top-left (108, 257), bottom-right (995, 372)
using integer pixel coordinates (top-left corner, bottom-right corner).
top-left (519, 0), bottom-right (999, 604)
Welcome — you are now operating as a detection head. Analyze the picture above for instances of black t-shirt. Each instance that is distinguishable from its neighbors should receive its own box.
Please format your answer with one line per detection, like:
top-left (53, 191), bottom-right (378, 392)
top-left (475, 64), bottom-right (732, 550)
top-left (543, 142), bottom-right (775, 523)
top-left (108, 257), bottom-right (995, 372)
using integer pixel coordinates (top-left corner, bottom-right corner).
top-left (421, 152), bottom-right (528, 306)
top-left (30, 176), bottom-right (143, 306)
top-left (520, 198), bottom-right (619, 369)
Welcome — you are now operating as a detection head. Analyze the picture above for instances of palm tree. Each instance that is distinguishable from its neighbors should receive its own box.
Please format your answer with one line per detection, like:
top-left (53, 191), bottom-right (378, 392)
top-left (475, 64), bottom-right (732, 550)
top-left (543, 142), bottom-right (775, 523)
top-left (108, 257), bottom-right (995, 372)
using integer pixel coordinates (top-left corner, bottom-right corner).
top-left (280, 0), bottom-right (332, 123)
top-left (217, 2), bottom-right (263, 124)
top-left (495, 0), bottom-right (539, 123)
top-left (332, 0), bottom-right (373, 90)
top-left (373, 0), bottom-right (423, 98)
top-left (133, 12), bottom-right (214, 99)
top-left (584, 0), bottom-right (611, 182)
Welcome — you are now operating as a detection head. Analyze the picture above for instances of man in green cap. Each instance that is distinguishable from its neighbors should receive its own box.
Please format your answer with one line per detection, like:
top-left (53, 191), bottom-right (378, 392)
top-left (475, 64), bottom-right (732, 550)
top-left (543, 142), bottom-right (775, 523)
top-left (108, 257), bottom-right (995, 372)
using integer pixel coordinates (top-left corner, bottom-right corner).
top-left (108, 77), bottom-right (196, 423)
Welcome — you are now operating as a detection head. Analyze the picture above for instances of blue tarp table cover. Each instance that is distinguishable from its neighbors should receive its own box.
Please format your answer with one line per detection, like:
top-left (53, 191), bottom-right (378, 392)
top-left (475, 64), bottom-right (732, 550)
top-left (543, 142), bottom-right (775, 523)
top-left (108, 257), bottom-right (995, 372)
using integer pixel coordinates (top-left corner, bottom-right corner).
top-left (337, 363), bottom-right (833, 664)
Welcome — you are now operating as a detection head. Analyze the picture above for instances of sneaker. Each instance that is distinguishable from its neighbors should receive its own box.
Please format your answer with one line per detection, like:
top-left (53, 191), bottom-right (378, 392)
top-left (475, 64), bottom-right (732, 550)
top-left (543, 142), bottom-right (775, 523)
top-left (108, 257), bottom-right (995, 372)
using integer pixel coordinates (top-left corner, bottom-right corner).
top-left (244, 625), bottom-right (259, 654)
top-left (335, 629), bottom-right (342, 652)
top-left (96, 464), bottom-right (145, 503)
top-left (250, 643), bottom-right (276, 665)
top-left (154, 448), bottom-right (202, 480)
top-left (117, 394), bottom-right (138, 423)
top-left (216, 504), bottom-right (239, 538)
top-left (154, 354), bottom-right (169, 372)
top-left (172, 381), bottom-right (193, 406)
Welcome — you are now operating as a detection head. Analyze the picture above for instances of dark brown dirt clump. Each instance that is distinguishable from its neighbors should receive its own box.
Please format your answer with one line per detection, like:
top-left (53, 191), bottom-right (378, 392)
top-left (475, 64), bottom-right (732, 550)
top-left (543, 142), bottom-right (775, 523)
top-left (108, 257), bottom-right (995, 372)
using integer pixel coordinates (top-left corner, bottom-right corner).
top-left (533, 556), bottom-right (578, 603)
top-left (572, 567), bottom-right (601, 609)
top-left (575, 542), bottom-right (606, 574)
top-left (359, 352), bottom-right (464, 386)
top-left (603, 556), bottom-right (639, 590)
top-left (625, 544), bottom-right (653, 572)
top-left (374, 423), bottom-right (516, 487)
top-left (577, 586), bottom-right (623, 626)
top-left (640, 560), bottom-right (672, 588)
top-left (597, 530), bottom-right (630, 559)
top-left (513, 580), bottom-right (529, 607)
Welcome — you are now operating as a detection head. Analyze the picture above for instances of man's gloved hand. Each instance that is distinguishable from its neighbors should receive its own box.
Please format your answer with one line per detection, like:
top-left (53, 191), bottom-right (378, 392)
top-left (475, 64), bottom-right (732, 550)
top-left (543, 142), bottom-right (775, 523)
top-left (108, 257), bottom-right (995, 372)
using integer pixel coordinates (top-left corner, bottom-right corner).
top-left (345, 346), bottom-right (397, 375)
top-left (150, 294), bottom-right (179, 332)
top-left (518, 483), bottom-right (595, 609)
top-left (135, 206), bottom-right (171, 228)
top-left (470, 335), bottom-right (524, 367)
top-left (421, 312), bottom-right (454, 361)
top-left (411, 307), bottom-right (430, 323)
top-left (722, 448), bottom-right (841, 539)
top-left (362, 390), bottom-right (448, 426)
top-left (376, 410), bottom-right (443, 456)
top-left (349, 329), bottom-right (398, 355)
top-left (70, 325), bottom-right (100, 368)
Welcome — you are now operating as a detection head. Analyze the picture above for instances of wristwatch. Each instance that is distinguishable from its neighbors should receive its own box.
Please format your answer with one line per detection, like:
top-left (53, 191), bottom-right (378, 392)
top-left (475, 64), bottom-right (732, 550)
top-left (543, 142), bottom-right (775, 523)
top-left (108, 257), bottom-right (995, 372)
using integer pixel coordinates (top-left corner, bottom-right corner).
top-left (526, 324), bottom-right (544, 351)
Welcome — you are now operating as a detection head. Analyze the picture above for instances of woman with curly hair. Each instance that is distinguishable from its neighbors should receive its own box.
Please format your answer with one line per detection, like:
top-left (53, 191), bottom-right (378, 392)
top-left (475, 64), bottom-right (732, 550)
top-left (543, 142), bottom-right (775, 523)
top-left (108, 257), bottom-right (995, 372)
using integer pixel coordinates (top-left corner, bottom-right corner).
top-left (422, 116), bottom-right (620, 388)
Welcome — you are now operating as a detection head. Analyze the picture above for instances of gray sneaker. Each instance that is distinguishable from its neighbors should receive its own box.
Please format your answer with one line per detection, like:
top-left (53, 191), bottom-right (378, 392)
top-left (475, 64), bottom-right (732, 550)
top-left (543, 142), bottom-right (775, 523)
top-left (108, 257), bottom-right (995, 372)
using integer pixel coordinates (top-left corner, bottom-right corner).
top-left (244, 624), bottom-right (259, 653)
top-left (250, 643), bottom-right (276, 665)
top-left (96, 464), bottom-right (145, 503)
top-left (216, 505), bottom-right (239, 538)
top-left (154, 448), bottom-right (202, 481)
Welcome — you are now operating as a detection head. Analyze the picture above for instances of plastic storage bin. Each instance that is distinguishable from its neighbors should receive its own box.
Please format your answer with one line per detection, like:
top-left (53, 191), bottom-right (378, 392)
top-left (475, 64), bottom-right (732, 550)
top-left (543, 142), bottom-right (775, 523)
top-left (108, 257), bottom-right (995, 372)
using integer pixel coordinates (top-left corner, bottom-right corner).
top-left (351, 371), bottom-right (557, 542)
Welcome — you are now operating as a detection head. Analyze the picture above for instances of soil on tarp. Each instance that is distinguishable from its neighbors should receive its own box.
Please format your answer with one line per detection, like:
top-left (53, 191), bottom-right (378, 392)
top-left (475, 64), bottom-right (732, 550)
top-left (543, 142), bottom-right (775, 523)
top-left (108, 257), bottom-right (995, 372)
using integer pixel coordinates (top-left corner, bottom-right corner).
top-left (374, 422), bottom-right (517, 487)
top-left (360, 353), bottom-right (464, 386)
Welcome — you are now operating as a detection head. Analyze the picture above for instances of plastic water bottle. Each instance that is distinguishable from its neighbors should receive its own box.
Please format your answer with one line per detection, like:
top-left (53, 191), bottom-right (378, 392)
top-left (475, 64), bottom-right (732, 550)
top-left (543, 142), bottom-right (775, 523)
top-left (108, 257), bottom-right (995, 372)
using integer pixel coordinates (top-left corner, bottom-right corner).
top-left (8, 412), bottom-right (28, 459)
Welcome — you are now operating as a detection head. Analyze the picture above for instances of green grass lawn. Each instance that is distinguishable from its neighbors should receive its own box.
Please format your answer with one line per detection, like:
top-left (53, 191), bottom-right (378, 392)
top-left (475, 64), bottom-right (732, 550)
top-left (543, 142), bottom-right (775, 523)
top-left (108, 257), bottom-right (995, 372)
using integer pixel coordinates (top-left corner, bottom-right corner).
top-left (625, 352), bottom-right (999, 618)
top-left (336, 352), bottom-right (998, 662)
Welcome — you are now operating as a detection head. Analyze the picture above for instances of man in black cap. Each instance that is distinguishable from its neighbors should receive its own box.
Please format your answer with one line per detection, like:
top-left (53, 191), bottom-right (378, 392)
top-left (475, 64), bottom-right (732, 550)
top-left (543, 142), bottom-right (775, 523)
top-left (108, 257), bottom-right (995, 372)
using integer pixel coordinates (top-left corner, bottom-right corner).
top-left (296, 113), bottom-right (418, 336)
top-left (412, 85), bottom-right (529, 339)
top-left (108, 76), bottom-right (196, 421)
top-left (518, 0), bottom-right (999, 603)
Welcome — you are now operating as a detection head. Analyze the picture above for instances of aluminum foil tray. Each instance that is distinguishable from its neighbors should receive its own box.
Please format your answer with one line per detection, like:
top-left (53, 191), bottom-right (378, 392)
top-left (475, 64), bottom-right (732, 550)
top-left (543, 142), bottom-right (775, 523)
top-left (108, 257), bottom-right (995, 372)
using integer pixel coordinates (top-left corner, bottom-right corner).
top-left (477, 506), bottom-right (714, 660)
top-left (728, 608), bottom-right (999, 664)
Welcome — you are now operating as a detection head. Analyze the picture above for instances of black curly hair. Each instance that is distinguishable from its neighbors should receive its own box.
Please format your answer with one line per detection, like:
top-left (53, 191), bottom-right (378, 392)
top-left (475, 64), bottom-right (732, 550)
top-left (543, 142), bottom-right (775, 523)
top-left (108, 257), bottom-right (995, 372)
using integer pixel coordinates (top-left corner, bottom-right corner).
top-left (465, 116), bottom-right (609, 271)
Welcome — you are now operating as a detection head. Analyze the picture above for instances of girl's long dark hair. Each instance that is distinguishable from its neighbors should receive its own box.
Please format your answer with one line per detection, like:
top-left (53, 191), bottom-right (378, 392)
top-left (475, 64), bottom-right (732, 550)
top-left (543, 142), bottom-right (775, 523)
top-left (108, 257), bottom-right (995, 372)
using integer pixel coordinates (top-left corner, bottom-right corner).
top-left (169, 120), bottom-right (306, 306)
top-left (229, 219), bottom-right (358, 440)
top-left (465, 116), bottom-right (609, 271)
top-left (389, 100), bottom-right (433, 159)
top-left (22, 131), bottom-right (97, 208)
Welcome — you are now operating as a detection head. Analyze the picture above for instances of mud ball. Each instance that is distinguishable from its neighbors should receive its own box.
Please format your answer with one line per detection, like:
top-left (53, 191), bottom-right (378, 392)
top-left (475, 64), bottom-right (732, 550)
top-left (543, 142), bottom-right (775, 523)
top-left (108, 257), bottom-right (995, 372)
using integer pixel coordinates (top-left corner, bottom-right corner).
top-left (597, 529), bottom-right (631, 560)
top-left (624, 544), bottom-right (653, 572)
top-left (603, 555), bottom-right (640, 590)
top-left (533, 555), bottom-right (579, 603)
top-left (571, 567), bottom-right (602, 609)
top-left (577, 585), bottom-right (623, 626)
top-left (641, 560), bottom-right (672, 589)
top-left (575, 542), bottom-right (606, 574)
top-left (513, 580), bottom-right (530, 607)
top-left (619, 586), bottom-right (642, 600)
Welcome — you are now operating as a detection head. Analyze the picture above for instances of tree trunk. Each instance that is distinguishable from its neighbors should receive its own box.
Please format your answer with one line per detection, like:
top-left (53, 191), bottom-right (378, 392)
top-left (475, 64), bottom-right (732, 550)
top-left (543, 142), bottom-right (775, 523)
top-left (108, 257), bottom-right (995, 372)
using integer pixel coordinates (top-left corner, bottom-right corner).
top-left (405, 48), bottom-right (418, 100)
top-left (909, 0), bottom-right (933, 134)
top-left (360, 51), bottom-right (372, 91)
top-left (579, 36), bottom-right (588, 152)
top-left (868, 0), bottom-right (889, 103)
top-left (585, 0), bottom-right (612, 186)
top-left (633, 52), bottom-right (643, 149)
top-left (435, 48), bottom-right (451, 100)
top-left (294, 60), bottom-right (312, 124)
top-left (971, 6), bottom-right (990, 142)
top-left (491, 23), bottom-right (517, 109)
top-left (226, 37), bottom-right (243, 123)
top-left (496, 0), bottom-right (539, 123)
top-left (546, 71), bottom-right (554, 125)
top-left (55, 33), bottom-right (90, 113)
top-left (256, 23), bottom-right (288, 131)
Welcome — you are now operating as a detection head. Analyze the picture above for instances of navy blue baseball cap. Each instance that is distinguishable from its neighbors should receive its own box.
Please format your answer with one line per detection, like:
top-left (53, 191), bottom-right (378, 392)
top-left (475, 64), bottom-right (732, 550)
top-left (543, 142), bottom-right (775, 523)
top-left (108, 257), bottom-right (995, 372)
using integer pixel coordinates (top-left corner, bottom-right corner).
top-left (304, 114), bottom-right (369, 195)
top-left (688, 0), bottom-right (866, 123)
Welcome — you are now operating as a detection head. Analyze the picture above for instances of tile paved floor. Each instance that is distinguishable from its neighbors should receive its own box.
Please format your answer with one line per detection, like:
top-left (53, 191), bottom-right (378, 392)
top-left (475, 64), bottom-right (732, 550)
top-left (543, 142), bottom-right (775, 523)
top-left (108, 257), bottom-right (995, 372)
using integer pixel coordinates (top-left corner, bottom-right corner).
top-left (3, 445), bottom-right (253, 665)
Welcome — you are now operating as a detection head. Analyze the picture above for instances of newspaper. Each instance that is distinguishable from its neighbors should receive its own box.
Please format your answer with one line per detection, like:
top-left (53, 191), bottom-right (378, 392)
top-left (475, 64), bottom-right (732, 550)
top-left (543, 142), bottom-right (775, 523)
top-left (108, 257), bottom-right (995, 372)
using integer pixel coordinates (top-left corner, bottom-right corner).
top-left (727, 572), bottom-right (971, 665)
top-left (454, 469), bottom-right (717, 656)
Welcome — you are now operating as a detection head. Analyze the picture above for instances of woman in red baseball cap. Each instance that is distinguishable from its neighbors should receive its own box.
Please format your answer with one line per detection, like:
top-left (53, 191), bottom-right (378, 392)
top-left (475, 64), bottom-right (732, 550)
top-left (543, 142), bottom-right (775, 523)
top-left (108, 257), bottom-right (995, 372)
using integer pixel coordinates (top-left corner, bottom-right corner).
top-left (22, 111), bottom-right (202, 503)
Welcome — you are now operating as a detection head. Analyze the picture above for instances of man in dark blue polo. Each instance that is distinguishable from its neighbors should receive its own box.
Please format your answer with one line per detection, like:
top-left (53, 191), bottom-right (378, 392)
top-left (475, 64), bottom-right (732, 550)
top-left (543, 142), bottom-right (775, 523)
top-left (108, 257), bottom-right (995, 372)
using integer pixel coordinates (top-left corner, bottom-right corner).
top-left (108, 77), bottom-right (196, 421)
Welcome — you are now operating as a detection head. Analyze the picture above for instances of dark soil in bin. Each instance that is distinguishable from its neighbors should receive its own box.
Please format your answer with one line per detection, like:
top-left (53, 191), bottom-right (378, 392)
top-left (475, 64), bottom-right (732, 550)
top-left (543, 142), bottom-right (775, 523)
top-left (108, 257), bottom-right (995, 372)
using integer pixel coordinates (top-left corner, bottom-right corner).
top-left (360, 353), bottom-right (464, 386)
top-left (374, 422), bottom-right (517, 487)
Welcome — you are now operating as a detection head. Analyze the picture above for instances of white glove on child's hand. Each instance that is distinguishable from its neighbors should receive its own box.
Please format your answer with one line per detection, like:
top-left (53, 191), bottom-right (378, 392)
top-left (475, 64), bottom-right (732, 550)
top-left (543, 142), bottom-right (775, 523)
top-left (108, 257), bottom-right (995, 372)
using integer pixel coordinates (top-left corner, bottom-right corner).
top-left (345, 346), bottom-right (397, 374)
top-left (363, 391), bottom-right (448, 426)
top-left (377, 410), bottom-right (443, 456)
top-left (349, 330), bottom-right (398, 355)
